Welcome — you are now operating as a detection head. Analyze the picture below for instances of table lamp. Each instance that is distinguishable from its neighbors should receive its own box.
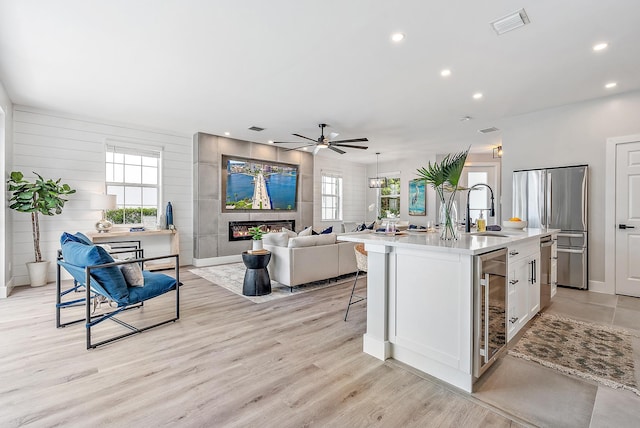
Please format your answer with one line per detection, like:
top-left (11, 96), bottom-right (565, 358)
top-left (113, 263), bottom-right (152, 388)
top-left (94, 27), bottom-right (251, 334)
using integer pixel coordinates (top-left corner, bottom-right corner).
top-left (90, 194), bottom-right (117, 233)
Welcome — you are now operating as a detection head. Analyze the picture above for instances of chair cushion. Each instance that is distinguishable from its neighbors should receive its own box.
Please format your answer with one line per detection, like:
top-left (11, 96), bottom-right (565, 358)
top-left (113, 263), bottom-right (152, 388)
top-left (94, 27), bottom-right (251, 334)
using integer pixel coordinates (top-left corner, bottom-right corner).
top-left (60, 232), bottom-right (93, 246)
top-left (127, 271), bottom-right (177, 304)
top-left (61, 241), bottom-right (129, 303)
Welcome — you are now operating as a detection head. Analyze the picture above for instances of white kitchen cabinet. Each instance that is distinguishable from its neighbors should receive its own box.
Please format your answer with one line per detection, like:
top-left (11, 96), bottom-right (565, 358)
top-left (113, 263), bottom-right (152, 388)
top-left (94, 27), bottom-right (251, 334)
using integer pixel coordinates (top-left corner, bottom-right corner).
top-left (551, 237), bottom-right (558, 298)
top-left (506, 240), bottom-right (541, 341)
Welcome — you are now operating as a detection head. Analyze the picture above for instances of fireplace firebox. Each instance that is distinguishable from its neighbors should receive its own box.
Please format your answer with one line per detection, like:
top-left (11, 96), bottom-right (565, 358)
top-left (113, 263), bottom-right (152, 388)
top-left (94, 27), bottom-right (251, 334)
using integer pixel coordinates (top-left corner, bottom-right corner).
top-left (229, 220), bottom-right (296, 241)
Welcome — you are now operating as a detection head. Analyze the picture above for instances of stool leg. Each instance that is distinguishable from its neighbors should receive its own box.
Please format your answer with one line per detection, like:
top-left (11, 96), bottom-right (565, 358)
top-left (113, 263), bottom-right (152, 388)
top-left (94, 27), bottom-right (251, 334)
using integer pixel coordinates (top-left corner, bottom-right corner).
top-left (344, 270), bottom-right (361, 321)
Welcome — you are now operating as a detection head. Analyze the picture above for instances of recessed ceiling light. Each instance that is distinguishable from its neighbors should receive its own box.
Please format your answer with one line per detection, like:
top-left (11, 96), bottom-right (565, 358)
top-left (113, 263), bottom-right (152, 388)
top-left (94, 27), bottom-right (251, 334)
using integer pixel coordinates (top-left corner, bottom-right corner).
top-left (268, 140), bottom-right (274, 144)
top-left (473, 93), bottom-right (483, 100)
top-left (460, 116), bottom-right (472, 122)
top-left (441, 69), bottom-right (451, 77)
top-left (605, 82), bottom-right (617, 89)
top-left (302, 147), bottom-right (308, 151)
top-left (391, 32), bottom-right (405, 42)
top-left (593, 42), bottom-right (608, 51)
top-left (224, 132), bottom-right (230, 136)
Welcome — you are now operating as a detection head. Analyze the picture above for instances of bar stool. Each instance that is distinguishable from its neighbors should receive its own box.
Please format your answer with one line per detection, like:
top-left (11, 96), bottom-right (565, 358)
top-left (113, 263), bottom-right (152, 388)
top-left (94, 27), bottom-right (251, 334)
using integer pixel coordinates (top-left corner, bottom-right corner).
top-left (344, 243), bottom-right (367, 321)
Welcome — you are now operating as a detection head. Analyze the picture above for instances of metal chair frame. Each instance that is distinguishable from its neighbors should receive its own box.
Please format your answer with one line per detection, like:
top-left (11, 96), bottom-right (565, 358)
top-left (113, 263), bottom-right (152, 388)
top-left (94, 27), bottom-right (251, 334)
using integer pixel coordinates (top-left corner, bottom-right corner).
top-left (344, 244), bottom-right (368, 321)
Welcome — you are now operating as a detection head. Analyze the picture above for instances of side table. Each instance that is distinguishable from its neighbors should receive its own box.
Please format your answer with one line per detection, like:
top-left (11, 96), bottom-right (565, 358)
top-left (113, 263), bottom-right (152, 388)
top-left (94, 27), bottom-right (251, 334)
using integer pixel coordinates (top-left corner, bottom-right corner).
top-left (241, 251), bottom-right (272, 296)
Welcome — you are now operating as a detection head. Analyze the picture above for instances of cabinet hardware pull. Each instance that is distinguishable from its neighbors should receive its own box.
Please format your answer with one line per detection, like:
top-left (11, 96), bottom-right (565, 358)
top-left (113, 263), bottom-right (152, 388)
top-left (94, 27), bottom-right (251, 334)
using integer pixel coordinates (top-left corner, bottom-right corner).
top-left (619, 224), bottom-right (636, 229)
top-left (509, 317), bottom-right (519, 324)
top-left (509, 251), bottom-right (519, 256)
top-left (552, 256), bottom-right (558, 260)
top-left (509, 279), bottom-right (519, 285)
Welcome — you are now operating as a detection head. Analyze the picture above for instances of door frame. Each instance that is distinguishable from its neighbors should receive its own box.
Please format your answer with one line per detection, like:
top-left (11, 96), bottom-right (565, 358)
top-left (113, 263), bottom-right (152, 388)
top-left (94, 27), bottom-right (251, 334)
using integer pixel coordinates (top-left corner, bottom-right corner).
top-left (604, 133), bottom-right (640, 295)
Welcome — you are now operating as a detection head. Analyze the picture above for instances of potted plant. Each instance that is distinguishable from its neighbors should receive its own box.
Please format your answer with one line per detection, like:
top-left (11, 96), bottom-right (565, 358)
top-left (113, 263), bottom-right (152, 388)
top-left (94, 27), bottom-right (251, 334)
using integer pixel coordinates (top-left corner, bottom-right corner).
top-left (7, 171), bottom-right (76, 286)
top-left (248, 225), bottom-right (265, 251)
top-left (416, 148), bottom-right (469, 240)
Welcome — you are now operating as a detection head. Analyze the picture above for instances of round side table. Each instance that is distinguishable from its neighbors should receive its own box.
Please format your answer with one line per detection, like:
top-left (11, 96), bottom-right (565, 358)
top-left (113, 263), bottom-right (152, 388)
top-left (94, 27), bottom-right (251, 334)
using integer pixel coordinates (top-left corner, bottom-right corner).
top-left (241, 251), bottom-right (272, 296)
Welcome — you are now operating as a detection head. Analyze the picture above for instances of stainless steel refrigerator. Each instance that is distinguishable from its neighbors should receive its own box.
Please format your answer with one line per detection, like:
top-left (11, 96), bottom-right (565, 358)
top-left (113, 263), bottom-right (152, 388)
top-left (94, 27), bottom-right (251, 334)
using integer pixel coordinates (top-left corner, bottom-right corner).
top-left (513, 165), bottom-right (588, 289)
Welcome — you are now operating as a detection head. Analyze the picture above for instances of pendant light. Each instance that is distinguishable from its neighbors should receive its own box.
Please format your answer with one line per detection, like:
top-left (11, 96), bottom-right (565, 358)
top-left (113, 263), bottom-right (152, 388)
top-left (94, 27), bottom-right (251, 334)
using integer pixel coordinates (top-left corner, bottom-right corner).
top-left (369, 152), bottom-right (386, 188)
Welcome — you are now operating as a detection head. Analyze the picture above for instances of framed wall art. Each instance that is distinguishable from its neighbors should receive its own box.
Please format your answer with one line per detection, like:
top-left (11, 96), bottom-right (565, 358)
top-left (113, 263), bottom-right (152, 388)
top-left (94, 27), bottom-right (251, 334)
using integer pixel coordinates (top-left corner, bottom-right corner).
top-left (408, 179), bottom-right (426, 216)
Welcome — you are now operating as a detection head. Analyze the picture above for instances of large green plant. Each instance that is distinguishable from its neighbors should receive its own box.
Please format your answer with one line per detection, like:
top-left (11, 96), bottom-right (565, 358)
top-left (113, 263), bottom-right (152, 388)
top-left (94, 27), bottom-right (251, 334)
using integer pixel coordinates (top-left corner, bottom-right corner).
top-left (416, 148), bottom-right (469, 238)
top-left (7, 171), bottom-right (76, 262)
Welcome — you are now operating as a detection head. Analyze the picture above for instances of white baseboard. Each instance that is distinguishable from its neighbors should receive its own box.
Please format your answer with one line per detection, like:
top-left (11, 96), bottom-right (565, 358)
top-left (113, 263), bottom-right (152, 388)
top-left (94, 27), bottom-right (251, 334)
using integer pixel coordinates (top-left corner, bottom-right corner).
top-left (0, 278), bottom-right (15, 298)
top-left (192, 255), bottom-right (241, 267)
top-left (588, 279), bottom-right (613, 295)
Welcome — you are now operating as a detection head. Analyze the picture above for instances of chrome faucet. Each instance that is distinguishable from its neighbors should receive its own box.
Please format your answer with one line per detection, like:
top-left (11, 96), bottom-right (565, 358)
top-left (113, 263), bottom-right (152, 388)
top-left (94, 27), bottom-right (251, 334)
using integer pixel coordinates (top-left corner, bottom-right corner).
top-left (465, 183), bottom-right (495, 232)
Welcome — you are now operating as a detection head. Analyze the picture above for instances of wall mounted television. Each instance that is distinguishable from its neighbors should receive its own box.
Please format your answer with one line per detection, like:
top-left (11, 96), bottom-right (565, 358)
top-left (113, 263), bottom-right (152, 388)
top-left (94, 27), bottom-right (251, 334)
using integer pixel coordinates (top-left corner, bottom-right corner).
top-left (221, 155), bottom-right (298, 212)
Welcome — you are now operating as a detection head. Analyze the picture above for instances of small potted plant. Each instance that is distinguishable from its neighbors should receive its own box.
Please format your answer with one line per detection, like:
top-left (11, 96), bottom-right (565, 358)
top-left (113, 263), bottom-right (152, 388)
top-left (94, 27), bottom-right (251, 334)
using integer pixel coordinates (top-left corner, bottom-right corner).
top-left (248, 225), bottom-right (265, 252)
top-left (7, 171), bottom-right (76, 286)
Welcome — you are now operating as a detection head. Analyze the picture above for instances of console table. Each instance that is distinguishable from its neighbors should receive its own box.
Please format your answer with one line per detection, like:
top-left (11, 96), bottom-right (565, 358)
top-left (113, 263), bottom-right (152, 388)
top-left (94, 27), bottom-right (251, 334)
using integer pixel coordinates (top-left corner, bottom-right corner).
top-left (86, 229), bottom-right (179, 271)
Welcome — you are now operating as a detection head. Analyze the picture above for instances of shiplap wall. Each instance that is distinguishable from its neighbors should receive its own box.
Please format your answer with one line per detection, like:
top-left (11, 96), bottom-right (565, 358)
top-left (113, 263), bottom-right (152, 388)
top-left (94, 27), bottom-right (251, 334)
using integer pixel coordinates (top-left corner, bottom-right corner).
top-left (11, 106), bottom-right (192, 286)
top-left (313, 155), bottom-right (367, 232)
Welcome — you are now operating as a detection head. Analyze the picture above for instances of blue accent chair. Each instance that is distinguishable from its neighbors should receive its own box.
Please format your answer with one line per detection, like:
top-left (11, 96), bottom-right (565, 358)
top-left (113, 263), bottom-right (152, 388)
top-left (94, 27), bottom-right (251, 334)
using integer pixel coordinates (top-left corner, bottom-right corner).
top-left (56, 233), bottom-right (180, 349)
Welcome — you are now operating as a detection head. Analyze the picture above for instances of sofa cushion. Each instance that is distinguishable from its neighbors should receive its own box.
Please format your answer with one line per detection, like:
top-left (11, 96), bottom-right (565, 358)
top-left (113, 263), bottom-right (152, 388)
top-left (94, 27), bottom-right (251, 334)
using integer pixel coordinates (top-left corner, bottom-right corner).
top-left (288, 235), bottom-right (318, 248)
top-left (61, 241), bottom-right (129, 303)
top-left (315, 233), bottom-right (337, 245)
top-left (263, 232), bottom-right (290, 247)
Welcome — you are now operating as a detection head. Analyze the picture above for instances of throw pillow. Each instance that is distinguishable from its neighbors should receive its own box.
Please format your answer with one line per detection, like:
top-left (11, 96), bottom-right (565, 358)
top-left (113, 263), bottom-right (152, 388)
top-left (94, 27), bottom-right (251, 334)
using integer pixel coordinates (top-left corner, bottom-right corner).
top-left (298, 226), bottom-right (313, 237)
top-left (60, 231), bottom-right (93, 246)
top-left (281, 227), bottom-right (298, 238)
top-left (119, 263), bottom-right (145, 287)
top-left (61, 241), bottom-right (129, 303)
top-left (366, 221), bottom-right (376, 230)
top-left (356, 223), bottom-right (367, 232)
top-left (321, 226), bottom-right (333, 234)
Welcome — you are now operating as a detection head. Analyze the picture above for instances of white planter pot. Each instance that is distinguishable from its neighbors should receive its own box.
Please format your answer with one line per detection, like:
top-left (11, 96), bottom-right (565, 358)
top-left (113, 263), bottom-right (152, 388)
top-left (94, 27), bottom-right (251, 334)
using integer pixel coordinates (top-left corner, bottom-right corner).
top-left (252, 240), bottom-right (263, 252)
top-left (26, 261), bottom-right (50, 287)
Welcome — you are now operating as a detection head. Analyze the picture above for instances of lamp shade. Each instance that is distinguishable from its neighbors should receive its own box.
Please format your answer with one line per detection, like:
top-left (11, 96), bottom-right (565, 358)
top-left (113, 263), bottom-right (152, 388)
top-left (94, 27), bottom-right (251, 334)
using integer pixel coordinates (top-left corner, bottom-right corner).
top-left (90, 194), bottom-right (117, 210)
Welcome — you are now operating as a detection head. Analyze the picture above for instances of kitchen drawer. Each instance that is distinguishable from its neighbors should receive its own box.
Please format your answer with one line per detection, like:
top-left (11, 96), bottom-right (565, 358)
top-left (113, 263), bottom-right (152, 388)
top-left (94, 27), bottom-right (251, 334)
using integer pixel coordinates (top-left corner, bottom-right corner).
top-left (507, 240), bottom-right (539, 264)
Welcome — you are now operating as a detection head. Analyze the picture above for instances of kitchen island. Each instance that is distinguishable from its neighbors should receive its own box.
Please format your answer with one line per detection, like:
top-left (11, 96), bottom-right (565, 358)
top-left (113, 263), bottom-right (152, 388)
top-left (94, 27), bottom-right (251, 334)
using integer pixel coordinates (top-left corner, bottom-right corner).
top-left (338, 228), bottom-right (558, 392)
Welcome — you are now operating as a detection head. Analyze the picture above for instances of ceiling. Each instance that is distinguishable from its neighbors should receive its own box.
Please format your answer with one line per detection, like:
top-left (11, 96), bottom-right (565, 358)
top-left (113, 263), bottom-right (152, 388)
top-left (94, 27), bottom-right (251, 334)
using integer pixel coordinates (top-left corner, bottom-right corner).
top-left (1, 0), bottom-right (639, 163)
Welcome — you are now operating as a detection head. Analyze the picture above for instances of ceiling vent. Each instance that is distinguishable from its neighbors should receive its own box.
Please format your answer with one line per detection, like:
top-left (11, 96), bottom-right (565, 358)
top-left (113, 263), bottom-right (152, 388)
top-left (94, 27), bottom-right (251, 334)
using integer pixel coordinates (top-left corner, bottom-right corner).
top-left (248, 126), bottom-right (265, 132)
top-left (491, 9), bottom-right (530, 35)
top-left (478, 127), bottom-right (499, 134)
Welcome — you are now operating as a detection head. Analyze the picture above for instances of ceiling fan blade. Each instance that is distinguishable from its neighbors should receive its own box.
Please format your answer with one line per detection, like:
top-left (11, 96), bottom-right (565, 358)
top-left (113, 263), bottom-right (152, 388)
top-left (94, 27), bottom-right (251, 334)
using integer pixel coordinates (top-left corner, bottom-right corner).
top-left (292, 133), bottom-right (318, 143)
top-left (330, 137), bottom-right (369, 144)
top-left (330, 144), bottom-right (368, 150)
top-left (328, 146), bottom-right (346, 154)
top-left (273, 141), bottom-right (299, 144)
top-left (284, 144), bottom-right (315, 151)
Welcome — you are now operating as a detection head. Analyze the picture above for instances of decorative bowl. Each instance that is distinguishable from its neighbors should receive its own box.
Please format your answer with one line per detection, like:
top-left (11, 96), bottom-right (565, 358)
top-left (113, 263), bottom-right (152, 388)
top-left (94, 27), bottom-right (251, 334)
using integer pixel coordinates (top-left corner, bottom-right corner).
top-left (502, 220), bottom-right (527, 229)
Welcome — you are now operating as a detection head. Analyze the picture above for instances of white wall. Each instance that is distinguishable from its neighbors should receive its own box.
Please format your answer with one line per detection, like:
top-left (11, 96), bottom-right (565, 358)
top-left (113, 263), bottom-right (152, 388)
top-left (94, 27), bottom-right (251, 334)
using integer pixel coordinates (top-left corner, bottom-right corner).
top-left (499, 90), bottom-right (640, 287)
top-left (313, 155), bottom-right (368, 232)
top-left (0, 80), bottom-right (13, 297)
top-left (366, 153), bottom-right (438, 225)
top-left (11, 106), bottom-right (192, 286)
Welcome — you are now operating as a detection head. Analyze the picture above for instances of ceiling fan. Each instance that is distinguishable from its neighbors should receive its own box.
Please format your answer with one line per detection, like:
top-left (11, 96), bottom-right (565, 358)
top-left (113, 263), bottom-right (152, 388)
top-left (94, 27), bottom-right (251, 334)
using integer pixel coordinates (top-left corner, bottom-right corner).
top-left (273, 123), bottom-right (368, 154)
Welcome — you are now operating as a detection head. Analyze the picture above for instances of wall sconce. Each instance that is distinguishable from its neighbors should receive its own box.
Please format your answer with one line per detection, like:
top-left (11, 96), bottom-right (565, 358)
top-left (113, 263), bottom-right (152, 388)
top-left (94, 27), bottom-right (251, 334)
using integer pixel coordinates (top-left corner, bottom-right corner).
top-left (493, 145), bottom-right (503, 158)
top-left (368, 152), bottom-right (386, 188)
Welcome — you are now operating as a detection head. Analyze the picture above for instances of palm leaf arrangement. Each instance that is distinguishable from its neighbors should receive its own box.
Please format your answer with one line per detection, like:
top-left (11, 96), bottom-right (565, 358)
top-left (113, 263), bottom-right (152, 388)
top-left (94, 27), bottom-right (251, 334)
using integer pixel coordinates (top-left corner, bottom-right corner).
top-left (416, 148), bottom-right (469, 239)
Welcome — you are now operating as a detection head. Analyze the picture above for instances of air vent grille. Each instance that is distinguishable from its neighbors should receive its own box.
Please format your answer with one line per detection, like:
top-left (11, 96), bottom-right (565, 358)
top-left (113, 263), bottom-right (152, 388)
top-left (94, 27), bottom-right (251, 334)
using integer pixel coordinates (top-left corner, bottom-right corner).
top-left (248, 126), bottom-right (265, 132)
top-left (491, 9), bottom-right (530, 35)
top-left (478, 127), bottom-right (499, 134)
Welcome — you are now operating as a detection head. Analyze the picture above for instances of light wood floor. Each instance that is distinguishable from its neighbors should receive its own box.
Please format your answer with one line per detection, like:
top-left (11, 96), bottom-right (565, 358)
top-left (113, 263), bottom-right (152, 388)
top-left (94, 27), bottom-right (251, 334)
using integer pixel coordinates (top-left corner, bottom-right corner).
top-left (0, 268), bottom-right (526, 428)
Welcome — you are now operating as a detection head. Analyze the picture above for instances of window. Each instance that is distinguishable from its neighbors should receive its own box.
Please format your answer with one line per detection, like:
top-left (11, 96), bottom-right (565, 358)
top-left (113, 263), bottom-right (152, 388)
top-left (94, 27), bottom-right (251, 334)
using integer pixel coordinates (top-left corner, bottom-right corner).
top-left (380, 176), bottom-right (400, 218)
top-left (467, 171), bottom-right (488, 222)
top-left (321, 174), bottom-right (342, 221)
top-left (105, 145), bottom-right (161, 225)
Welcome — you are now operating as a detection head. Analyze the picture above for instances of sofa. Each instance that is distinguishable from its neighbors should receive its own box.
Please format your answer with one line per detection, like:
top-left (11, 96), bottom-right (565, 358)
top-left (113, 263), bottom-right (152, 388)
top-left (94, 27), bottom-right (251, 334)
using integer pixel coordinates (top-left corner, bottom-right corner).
top-left (262, 232), bottom-right (360, 289)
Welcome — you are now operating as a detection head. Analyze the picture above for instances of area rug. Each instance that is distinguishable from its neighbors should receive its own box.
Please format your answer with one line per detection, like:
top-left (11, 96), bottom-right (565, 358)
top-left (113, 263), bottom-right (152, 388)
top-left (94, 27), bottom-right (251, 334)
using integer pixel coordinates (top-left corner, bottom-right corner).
top-left (190, 263), bottom-right (359, 304)
top-left (509, 313), bottom-right (640, 395)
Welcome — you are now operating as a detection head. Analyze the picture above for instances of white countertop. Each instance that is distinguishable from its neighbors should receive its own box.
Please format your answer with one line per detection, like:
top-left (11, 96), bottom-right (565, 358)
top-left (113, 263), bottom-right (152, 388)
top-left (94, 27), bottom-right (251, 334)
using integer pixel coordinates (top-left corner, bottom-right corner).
top-left (337, 228), bottom-right (559, 255)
